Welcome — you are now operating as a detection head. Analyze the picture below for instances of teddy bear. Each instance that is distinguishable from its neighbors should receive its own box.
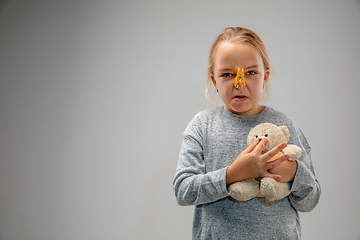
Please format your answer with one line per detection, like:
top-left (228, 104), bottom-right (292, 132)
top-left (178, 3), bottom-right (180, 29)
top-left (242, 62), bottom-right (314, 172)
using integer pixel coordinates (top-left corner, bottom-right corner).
top-left (229, 123), bottom-right (301, 201)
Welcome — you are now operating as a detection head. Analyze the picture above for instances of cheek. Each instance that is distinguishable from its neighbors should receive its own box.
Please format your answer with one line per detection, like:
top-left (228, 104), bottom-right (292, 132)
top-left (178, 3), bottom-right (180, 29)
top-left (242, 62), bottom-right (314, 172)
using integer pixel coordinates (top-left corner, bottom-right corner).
top-left (247, 81), bottom-right (263, 95)
top-left (219, 81), bottom-right (234, 92)
top-left (246, 77), bottom-right (262, 87)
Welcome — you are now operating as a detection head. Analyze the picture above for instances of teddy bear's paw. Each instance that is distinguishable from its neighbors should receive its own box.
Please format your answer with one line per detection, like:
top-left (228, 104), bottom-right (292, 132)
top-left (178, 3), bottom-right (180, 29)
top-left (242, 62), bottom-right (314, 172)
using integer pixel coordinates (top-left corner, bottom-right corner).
top-left (260, 178), bottom-right (291, 201)
top-left (229, 179), bottom-right (260, 201)
top-left (282, 145), bottom-right (301, 161)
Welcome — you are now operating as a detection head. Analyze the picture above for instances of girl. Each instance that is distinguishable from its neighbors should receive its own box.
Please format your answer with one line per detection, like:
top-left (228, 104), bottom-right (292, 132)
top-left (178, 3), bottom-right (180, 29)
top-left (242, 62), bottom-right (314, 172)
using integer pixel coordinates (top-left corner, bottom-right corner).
top-left (173, 27), bottom-right (321, 239)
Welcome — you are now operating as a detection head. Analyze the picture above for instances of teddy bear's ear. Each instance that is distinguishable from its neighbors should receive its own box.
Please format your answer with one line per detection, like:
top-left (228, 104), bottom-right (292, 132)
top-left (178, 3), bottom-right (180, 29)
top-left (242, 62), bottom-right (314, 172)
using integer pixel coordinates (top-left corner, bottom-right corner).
top-left (279, 126), bottom-right (290, 141)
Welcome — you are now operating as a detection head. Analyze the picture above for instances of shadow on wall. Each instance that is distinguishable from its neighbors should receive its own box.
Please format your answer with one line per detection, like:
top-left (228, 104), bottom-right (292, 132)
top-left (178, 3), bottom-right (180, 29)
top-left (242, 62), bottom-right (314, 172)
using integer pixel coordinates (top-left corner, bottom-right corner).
top-left (356, 0), bottom-right (360, 8)
top-left (0, 0), bottom-right (10, 12)
top-left (167, 78), bottom-right (210, 138)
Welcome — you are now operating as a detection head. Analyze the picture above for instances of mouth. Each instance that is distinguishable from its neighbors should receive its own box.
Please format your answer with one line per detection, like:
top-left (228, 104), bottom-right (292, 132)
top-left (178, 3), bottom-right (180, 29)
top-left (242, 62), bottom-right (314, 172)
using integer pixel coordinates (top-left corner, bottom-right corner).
top-left (233, 95), bottom-right (247, 102)
top-left (233, 95), bottom-right (247, 99)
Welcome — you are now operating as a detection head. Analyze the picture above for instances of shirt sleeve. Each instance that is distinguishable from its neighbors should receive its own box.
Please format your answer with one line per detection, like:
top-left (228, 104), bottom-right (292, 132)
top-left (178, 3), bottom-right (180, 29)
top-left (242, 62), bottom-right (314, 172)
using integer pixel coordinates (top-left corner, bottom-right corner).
top-left (173, 115), bottom-right (230, 206)
top-left (288, 126), bottom-right (321, 212)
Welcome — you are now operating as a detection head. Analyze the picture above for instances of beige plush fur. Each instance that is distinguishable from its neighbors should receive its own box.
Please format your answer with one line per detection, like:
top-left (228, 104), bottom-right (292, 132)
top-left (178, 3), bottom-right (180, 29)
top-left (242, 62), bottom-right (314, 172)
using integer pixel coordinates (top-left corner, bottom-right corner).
top-left (230, 123), bottom-right (301, 201)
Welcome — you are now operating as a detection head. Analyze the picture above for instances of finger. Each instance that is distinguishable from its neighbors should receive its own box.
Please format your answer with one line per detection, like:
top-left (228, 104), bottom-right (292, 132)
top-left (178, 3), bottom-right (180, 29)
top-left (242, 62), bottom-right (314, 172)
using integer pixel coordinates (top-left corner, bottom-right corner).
top-left (253, 138), bottom-right (268, 154)
top-left (267, 155), bottom-right (289, 169)
top-left (263, 142), bottom-right (287, 160)
top-left (244, 138), bottom-right (259, 154)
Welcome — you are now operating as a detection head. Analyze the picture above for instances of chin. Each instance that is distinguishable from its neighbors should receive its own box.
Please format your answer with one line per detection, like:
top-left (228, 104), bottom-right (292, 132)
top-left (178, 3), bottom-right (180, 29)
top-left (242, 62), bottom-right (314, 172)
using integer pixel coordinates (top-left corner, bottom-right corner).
top-left (229, 105), bottom-right (250, 114)
top-left (228, 108), bottom-right (249, 116)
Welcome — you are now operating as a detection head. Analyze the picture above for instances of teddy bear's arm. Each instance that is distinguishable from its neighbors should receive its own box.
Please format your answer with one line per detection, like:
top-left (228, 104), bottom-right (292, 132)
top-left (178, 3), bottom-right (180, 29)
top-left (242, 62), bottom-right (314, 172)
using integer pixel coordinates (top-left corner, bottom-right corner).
top-left (282, 145), bottom-right (301, 161)
top-left (230, 179), bottom-right (260, 201)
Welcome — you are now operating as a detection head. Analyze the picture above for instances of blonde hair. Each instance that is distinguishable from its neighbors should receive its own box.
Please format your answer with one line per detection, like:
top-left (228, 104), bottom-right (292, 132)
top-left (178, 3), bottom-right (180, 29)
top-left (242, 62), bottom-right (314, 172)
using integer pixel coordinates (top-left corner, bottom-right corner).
top-left (206, 27), bottom-right (271, 101)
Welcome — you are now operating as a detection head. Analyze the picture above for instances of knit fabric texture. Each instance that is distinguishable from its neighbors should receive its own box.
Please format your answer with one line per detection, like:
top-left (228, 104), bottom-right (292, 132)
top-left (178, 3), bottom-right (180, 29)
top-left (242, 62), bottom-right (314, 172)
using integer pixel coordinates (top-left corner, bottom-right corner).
top-left (173, 106), bottom-right (321, 240)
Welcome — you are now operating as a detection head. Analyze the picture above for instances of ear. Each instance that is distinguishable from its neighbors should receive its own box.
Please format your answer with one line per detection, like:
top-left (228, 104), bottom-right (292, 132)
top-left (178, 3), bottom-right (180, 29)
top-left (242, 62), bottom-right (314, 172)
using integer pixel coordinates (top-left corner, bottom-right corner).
top-left (263, 69), bottom-right (270, 86)
top-left (279, 126), bottom-right (290, 141)
top-left (211, 75), bottom-right (217, 88)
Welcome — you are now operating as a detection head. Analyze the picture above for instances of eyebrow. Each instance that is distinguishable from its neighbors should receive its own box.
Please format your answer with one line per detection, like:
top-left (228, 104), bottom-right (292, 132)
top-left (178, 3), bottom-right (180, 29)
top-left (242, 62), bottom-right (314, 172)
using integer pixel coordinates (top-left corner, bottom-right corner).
top-left (217, 68), bottom-right (234, 72)
top-left (217, 65), bottom-right (260, 72)
top-left (244, 65), bottom-right (259, 69)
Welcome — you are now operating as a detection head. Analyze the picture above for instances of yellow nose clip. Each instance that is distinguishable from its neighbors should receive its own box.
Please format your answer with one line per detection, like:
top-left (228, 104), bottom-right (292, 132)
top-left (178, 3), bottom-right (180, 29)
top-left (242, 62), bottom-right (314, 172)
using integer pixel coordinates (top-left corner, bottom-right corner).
top-left (234, 68), bottom-right (245, 87)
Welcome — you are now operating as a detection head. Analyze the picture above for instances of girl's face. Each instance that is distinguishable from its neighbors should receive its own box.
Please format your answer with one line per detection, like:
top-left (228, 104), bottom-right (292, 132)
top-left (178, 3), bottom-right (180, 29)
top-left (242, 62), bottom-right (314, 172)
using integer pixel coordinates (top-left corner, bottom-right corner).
top-left (211, 41), bottom-right (269, 116)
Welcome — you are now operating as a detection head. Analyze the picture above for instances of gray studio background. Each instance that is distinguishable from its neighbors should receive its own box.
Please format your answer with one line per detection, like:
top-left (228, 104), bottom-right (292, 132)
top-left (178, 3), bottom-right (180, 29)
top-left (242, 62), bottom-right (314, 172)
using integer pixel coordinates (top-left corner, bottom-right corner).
top-left (1, 0), bottom-right (359, 239)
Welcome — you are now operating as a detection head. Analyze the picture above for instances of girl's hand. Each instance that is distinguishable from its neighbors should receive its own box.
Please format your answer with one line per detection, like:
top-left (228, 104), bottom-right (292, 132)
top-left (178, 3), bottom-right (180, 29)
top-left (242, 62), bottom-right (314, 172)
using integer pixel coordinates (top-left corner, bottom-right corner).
top-left (267, 152), bottom-right (297, 183)
top-left (226, 139), bottom-right (290, 186)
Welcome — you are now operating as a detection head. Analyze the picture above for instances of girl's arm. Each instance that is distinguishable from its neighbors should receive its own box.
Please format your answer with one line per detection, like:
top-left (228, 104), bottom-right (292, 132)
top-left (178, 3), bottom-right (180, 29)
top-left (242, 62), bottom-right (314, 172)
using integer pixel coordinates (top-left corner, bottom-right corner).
top-left (288, 145), bottom-right (321, 212)
top-left (267, 152), bottom-right (298, 183)
top-left (226, 139), bottom-right (289, 186)
top-left (262, 125), bottom-right (320, 212)
top-left (285, 126), bottom-right (321, 212)
top-left (173, 129), bottom-right (230, 206)
top-left (173, 120), bottom-right (288, 206)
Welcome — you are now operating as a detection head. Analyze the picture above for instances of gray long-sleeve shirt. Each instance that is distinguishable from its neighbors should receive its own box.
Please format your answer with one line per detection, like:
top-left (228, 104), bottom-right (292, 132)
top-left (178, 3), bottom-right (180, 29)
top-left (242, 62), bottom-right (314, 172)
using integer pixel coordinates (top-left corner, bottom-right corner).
top-left (173, 106), bottom-right (321, 239)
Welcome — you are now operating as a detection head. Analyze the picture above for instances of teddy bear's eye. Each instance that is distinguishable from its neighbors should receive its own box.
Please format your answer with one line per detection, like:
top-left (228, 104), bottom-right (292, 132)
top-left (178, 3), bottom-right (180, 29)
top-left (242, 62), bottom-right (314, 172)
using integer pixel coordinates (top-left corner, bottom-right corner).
top-left (255, 135), bottom-right (258, 138)
top-left (264, 134), bottom-right (268, 137)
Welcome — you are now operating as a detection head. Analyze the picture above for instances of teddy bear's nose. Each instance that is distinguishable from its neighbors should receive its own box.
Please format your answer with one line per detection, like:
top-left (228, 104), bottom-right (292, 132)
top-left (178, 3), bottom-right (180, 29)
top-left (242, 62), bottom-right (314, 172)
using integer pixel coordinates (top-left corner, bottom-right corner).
top-left (258, 138), bottom-right (262, 142)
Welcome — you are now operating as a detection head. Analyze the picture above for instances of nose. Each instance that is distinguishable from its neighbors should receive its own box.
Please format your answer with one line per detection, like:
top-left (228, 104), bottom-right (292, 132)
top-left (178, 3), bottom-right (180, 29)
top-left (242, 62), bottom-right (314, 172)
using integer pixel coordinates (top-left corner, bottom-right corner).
top-left (258, 138), bottom-right (262, 142)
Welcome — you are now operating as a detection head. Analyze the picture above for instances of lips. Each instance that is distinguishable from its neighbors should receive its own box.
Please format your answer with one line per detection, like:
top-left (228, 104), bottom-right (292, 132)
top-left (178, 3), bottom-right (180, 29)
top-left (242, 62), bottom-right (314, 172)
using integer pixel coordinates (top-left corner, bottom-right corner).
top-left (233, 95), bottom-right (247, 101)
top-left (234, 95), bottom-right (246, 98)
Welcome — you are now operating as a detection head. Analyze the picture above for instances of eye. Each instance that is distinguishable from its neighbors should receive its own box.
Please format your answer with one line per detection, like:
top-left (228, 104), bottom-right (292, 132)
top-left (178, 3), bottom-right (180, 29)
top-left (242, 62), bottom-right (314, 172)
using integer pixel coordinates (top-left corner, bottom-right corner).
top-left (255, 135), bottom-right (258, 138)
top-left (264, 134), bottom-right (268, 137)
top-left (221, 73), bottom-right (234, 78)
top-left (246, 71), bottom-right (256, 75)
